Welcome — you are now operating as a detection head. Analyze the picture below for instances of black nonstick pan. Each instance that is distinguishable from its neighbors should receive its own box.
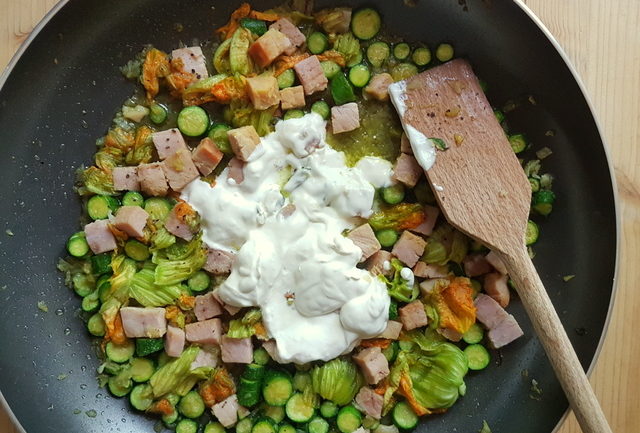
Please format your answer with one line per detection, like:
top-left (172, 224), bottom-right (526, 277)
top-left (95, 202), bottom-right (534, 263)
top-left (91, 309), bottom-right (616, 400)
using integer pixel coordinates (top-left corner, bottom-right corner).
top-left (0, 1), bottom-right (618, 432)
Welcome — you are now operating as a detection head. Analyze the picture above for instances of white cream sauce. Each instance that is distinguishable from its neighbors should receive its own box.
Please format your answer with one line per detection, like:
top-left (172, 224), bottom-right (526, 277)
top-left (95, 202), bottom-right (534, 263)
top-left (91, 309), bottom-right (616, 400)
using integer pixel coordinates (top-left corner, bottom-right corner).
top-left (388, 81), bottom-right (437, 171)
top-left (182, 114), bottom-right (390, 364)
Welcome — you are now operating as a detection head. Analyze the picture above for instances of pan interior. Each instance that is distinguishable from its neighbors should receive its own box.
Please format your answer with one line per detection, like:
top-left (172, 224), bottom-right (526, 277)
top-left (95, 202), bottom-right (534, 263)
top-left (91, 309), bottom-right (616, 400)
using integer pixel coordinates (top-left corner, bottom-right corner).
top-left (0, 1), bottom-right (616, 432)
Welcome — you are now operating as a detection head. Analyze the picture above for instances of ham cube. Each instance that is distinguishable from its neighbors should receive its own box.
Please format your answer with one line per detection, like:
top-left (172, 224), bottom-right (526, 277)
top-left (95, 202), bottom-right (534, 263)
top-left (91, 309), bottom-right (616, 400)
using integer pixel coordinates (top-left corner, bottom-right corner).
top-left (347, 223), bottom-right (381, 262)
top-left (162, 148), bottom-right (200, 192)
top-left (247, 75), bottom-right (280, 110)
top-left (294, 55), bottom-right (328, 95)
top-left (377, 320), bottom-right (402, 340)
top-left (220, 336), bottom-right (253, 364)
top-left (212, 394), bottom-right (240, 427)
top-left (152, 128), bottom-right (188, 160)
top-left (112, 166), bottom-right (139, 191)
top-left (488, 314), bottom-right (524, 349)
top-left (364, 73), bottom-right (393, 101)
top-left (486, 250), bottom-right (508, 275)
top-left (191, 347), bottom-right (220, 369)
top-left (365, 250), bottom-right (393, 277)
top-left (316, 8), bottom-right (352, 34)
top-left (355, 386), bottom-right (383, 419)
top-left (120, 307), bottom-right (167, 338)
top-left (412, 261), bottom-right (448, 278)
top-left (164, 205), bottom-right (194, 241)
top-left (212, 291), bottom-right (242, 316)
top-left (172, 46), bottom-right (209, 80)
top-left (114, 205), bottom-right (149, 238)
top-left (474, 293), bottom-right (510, 329)
top-left (84, 219), bottom-right (116, 254)
top-left (391, 231), bottom-right (427, 267)
top-left (194, 292), bottom-right (223, 321)
top-left (249, 29), bottom-right (292, 67)
top-left (463, 253), bottom-right (493, 277)
top-left (331, 102), bottom-right (360, 134)
top-left (185, 318), bottom-right (222, 345)
top-left (138, 162), bottom-right (169, 197)
top-left (270, 18), bottom-right (305, 55)
top-left (484, 272), bottom-right (510, 308)
top-left (192, 137), bottom-right (223, 176)
top-left (227, 158), bottom-right (245, 184)
top-left (392, 153), bottom-right (422, 187)
top-left (400, 133), bottom-right (413, 154)
top-left (204, 249), bottom-right (235, 275)
top-left (353, 347), bottom-right (389, 385)
top-left (410, 205), bottom-right (439, 236)
top-left (165, 325), bottom-right (185, 357)
top-left (279, 85), bottom-right (305, 110)
top-left (399, 300), bottom-right (428, 330)
top-left (228, 126), bottom-right (260, 162)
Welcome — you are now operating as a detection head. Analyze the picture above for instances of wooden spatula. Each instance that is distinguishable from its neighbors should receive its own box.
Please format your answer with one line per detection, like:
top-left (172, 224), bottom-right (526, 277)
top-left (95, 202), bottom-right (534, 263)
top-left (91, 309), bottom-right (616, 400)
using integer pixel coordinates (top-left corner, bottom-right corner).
top-left (392, 59), bottom-right (612, 433)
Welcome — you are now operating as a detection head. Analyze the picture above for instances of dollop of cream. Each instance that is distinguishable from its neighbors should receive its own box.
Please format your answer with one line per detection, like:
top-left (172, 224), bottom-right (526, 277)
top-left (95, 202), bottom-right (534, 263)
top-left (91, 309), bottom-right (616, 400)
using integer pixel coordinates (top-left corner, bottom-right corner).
top-left (388, 81), bottom-right (437, 171)
top-left (182, 114), bottom-right (390, 364)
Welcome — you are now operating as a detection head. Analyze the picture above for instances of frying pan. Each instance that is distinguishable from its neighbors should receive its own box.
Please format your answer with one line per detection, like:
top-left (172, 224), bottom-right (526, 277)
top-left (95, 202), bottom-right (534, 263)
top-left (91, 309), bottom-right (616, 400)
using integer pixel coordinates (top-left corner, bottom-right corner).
top-left (0, 0), bottom-right (618, 432)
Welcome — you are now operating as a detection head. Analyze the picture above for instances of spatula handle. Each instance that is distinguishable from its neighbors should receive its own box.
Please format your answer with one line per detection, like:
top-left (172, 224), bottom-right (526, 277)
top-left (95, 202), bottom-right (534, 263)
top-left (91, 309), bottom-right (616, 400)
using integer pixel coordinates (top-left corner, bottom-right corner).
top-left (499, 247), bottom-right (612, 433)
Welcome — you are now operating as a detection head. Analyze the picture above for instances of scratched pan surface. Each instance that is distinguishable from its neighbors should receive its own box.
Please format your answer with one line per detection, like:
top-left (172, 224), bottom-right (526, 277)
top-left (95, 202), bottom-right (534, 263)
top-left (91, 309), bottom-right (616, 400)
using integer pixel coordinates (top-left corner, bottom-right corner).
top-left (0, 0), bottom-right (617, 432)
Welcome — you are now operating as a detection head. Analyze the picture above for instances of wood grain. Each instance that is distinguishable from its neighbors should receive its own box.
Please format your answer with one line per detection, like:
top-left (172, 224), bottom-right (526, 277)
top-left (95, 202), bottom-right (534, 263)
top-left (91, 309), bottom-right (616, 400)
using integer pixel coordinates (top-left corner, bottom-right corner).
top-left (0, 0), bottom-right (638, 432)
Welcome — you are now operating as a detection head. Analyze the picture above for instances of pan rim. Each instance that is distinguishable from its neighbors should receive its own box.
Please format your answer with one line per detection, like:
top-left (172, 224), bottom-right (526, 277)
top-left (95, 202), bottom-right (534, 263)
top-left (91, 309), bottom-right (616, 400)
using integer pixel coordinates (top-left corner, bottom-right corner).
top-left (0, 1), bottom-right (620, 432)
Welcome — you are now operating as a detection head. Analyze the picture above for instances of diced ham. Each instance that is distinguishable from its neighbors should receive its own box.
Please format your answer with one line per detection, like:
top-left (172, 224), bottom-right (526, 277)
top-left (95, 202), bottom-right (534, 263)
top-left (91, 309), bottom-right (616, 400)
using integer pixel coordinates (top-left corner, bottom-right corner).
top-left (247, 75), bottom-right (280, 110)
top-left (486, 250), bottom-right (508, 275)
top-left (377, 320), bottom-right (402, 340)
top-left (353, 347), bottom-right (389, 385)
top-left (228, 125), bottom-right (260, 162)
top-left (293, 55), bottom-right (328, 95)
top-left (400, 133), bottom-right (412, 155)
top-left (112, 166), bottom-right (139, 191)
top-left (488, 314), bottom-right (524, 349)
top-left (269, 18), bottom-right (305, 55)
top-left (172, 46), bottom-right (209, 80)
top-left (120, 307), bottom-right (167, 338)
top-left (191, 346), bottom-right (220, 369)
top-left (165, 325), bottom-right (185, 357)
top-left (195, 292), bottom-right (223, 321)
top-left (474, 294), bottom-right (510, 329)
top-left (152, 128), bottom-right (188, 160)
top-left (114, 205), bottom-right (149, 238)
top-left (279, 85), bottom-right (305, 110)
top-left (365, 250), bottom-right (393, 277)
top-left (391, 231), bottom-right (426, 267)
top-left (138, 162), bottom-right (169, 197)
top-left (316, 8), bottom-right (352, 34)
top-left (84, 220), bottom-right (117, 254)
top-left (410, 205), bottom-right (440, 236)
top-left (227, 158), bottom-right (245, 184)
top-left (249, 29), bottom-right (292, 67)
top-left (164, 205), bottom-right (194, 241)
top-left (439, 327), bottom-right (463, 342)
top-left (212, 290), bottom-right (242, 316)
top-left (392, 153), bottom-right (422, 188)
top-left (484, 272), bottom-right (510, 308)
top-left (347, 223), bottom-right (381, 262)
top-left (331, 102), bottom-right (360, 134)
top-left (185, 318), bottom-right (222, 345)
top-left (162, 148), bottom-right (200, 192)
top-left (463, 253), bottom-right (492, 277)
top-left (412, 261), bottom-right (448, 278)
top-left (364, 73), bottom-right (393, 101)
top-left (204, 249), bottom-right (235, 275)
top-left (212, 394), bottom-right (239, 427)
top-left (262, 340), bottom-right (286, 363)
top-left (220, 336), bottom-right (253, 364)
top-left (399, 300), bottom-right (428, 330)
top-left (192, 137), bottom-right (223, 176)
top-left (355, 386), bottom-right (383, 419)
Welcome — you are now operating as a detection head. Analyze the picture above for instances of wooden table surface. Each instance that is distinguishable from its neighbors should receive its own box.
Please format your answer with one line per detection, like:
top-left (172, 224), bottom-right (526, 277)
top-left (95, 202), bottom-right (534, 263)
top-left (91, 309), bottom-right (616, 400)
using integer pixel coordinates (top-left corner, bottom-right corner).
top-left (0, 0), bottom-right (638, 432)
